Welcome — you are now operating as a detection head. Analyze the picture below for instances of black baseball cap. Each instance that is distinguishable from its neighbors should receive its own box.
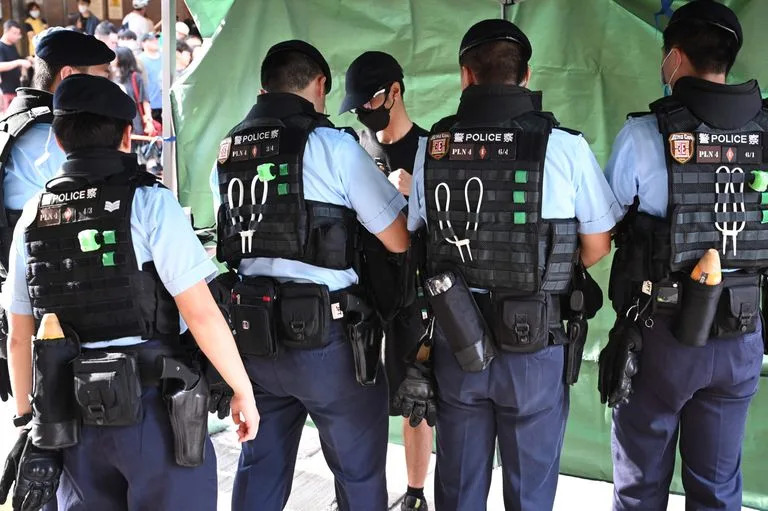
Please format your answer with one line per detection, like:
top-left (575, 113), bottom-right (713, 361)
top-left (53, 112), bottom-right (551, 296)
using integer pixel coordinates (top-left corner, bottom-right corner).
top-left (54, 74), bottom-right (136, 122)
top-left (36, 29), bottom-right (115, 67)
top-left (668, 0), bottom-right (742, 49)
top-left (339, 51), bottom-right (404, 114)
top-left (459, 19), bottom-right (532, 62)
top-left (262, 40), bottom-right (332, 94)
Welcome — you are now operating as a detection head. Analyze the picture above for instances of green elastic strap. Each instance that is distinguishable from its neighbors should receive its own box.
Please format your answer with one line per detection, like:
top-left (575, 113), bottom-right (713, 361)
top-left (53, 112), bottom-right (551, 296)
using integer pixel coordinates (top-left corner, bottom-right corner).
top-left (278, 183), bottom-right (289, 195)
top-left (101, 252), bottom-right (116, 267)
top-left (513, 191), bottom-right (526, 203)
top-left (102, 230), bottom-right (117, 245)
top-left (749, 170), bottom-right (768, 192)
top-left (78, 229), bottom-right (101, 252)
top-left (514, 212), bottom-right (526, 225)
top-left (279, 163), bottom-right (289, 176)
top-left (514, 170), bottom-right (528, 184)
top-left (257, 163), bottom-right (277, 182)
top-left (761, 193), bottom-right (768, 206)
top-left (762, 211), bottom-right (768, 224)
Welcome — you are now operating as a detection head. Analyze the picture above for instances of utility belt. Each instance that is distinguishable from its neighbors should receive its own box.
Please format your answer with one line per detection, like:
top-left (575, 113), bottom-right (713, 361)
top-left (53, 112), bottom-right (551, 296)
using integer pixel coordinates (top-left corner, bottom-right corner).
top-left (30, 336), bottom-right (209, 467)
top-left (627, 271), bottom-right (760, 347)
top-left (231, 277), bottom-right (382, 386)
top-left (424, 269), bottom-right (565, 373)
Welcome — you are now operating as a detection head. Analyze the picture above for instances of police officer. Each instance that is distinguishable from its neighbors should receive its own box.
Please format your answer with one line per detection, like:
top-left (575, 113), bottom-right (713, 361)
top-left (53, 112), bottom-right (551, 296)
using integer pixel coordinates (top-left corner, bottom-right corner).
top-left (0, 29), bottom-right (114, 403)
top-left (210, 41), bottom-right (409, 510)
top-left (0, 74), bottom-right (258, 510)
top-left (339, 51), bottom-right (431, 511)
top-left (404, 19), bottom-right (620, 510)
top-left (601, 1), bottom-right (766, 508)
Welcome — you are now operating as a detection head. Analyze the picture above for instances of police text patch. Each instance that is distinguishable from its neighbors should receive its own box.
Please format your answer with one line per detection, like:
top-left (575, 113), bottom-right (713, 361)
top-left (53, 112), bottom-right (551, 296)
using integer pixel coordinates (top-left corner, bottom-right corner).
top-left (448, 129), bottom-right (519, 161)
top-left (230, 128), bottom-right (281, 161)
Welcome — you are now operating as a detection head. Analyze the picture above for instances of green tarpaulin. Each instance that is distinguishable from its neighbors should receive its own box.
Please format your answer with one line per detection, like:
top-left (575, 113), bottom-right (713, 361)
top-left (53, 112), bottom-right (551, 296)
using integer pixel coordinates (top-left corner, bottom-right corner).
top-left (174, 1), bottom-right (768, 508)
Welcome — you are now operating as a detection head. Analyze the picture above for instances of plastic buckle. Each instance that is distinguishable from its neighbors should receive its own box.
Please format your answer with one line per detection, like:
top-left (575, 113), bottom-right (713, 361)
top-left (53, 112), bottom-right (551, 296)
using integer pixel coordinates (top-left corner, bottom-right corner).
top-left (87, 404), bottom-right (106, 425)
top-left (290, 320), bottom-right (305, 340)
top-left (514, 315), bottom-right (530, 344)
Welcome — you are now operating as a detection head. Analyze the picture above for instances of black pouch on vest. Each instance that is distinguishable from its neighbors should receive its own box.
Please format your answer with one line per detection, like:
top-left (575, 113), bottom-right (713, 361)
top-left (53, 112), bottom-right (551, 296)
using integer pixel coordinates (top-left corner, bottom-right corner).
top-left (493, 292), bottom-right (550, 353)
top-left (673, 278), bottom-right (723, 347)
top-left (278, 283), bottom-right (330, 349)
top-left (161, 358), bottom-right (209, 467)
top-left (73, 351), bottom-right (143, 426)
top-left (30, 336), bottom-right (80, 449)
top-left (232, 277), bottom-right (278, 357)
top-left (425, 271), bottom-right (495, 372)
top-left (712, 275), bottom-right (760, 339)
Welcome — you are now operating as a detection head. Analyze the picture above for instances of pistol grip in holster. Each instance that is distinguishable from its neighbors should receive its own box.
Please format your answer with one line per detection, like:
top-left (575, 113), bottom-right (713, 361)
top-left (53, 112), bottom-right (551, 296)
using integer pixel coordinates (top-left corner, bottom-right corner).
top-left (161, 358), bottom-right (209, 467)
top-left (343, 294), bottom-right (383, 387)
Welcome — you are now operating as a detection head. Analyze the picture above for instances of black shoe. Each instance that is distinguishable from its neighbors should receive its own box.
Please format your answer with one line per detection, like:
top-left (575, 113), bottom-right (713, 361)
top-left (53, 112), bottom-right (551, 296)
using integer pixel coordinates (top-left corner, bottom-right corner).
top-left (401, 495), bottom-right (428, 511)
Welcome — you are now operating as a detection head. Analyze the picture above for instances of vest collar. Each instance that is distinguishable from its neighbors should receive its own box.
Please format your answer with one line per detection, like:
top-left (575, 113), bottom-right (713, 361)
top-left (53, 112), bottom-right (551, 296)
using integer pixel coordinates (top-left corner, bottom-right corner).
top-left (672, 77), bottom-right (763, 130)
top-left (50, 149), bottom-right (140, 190)
top-left (456, 84), bottom-right (542, 123)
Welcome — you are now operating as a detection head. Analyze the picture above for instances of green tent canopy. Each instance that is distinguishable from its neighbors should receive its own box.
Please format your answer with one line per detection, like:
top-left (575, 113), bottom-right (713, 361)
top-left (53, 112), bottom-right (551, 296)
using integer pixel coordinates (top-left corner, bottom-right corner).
top-left (173, 1), bottom-right (768, 508)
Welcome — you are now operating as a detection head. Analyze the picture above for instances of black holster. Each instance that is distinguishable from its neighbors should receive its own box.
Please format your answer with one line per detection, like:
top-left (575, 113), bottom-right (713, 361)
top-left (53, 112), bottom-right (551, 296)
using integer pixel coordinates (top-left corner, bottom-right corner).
top-left (425, 270), bottom-right (495, 372)
top-left (673, 277), bottom-right (723, 347)
top-left (565, 315), bottom-right (587, 385)
top-left (30, 336), bottom-right (80, 449)
top-left (162, 363), bottom-right (209, 467)
top-left (343, 294), bottom-right (383, 386)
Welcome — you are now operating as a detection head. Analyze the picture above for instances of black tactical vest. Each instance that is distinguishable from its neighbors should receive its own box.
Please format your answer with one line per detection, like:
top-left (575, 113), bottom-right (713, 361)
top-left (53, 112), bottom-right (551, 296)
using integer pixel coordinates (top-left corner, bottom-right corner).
top-left (216, 93), bottom-right (357, 269)
top-left (634, 78), bottom-right (768, 275)
top-left (24, 151), bottom-right (179, 343)
top-left (0, 89), bottom-right (54, 275)
top-left (424, 85), bottom-right (578, 295)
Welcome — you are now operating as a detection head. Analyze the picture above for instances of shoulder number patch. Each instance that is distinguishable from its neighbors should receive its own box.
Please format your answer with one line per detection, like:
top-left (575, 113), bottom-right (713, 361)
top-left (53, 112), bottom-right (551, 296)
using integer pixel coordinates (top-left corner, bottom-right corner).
top-left (669, 132), bottom-right (694, 164)
top-left (428, 133), bottom-right (450, 160)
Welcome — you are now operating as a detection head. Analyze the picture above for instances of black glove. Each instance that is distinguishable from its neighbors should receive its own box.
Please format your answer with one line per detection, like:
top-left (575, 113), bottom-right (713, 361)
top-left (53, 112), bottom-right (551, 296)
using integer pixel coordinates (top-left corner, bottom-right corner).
top-left (0, 430), bottom-right (62, 511)
top-left (0, 357), bottom-right (11, 402)
top-left (205, 363), bottom-right (233, 420)
top-left (598, 316), bottom-right (643, 408)
top-left (392, 363), bottom-right (437, 427)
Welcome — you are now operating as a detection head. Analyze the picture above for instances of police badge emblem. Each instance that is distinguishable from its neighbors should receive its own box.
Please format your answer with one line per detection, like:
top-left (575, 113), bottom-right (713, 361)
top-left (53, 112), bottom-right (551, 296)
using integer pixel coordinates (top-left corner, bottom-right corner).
top-left (669, 132), bottom-right (694, 164)
top-left (218, 137), bottom-right (232, 164)
top-left (428, 133), bottom-right (451, 160)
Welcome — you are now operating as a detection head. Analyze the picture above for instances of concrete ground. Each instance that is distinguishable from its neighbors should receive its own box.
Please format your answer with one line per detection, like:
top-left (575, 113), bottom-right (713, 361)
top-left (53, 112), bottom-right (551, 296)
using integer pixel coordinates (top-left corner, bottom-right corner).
top-left (0, 403), bottom-right (756, 510)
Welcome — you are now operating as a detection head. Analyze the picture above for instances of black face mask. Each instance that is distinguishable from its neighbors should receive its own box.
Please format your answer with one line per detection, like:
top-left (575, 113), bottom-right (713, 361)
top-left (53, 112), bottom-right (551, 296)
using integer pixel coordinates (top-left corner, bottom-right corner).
top-left (356, 99), bottom-right (392, 132)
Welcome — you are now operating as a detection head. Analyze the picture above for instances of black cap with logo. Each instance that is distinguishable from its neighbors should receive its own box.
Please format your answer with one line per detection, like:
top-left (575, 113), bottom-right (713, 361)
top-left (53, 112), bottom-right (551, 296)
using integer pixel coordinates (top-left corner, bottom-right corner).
top-left (459, 19), bottom-right (532, 62)
top-left (339, 51), bottom-right (404, 114)
top-left (668, 0), bottom-right (742, 49)
top-left (262, 40), bottom-right (332, 94)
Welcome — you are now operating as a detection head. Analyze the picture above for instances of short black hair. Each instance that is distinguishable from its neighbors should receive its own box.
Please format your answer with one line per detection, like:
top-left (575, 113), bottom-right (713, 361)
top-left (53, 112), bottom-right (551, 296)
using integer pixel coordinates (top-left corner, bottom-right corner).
top-left (176, 40), bottom-right (191, 54)
top-left (261, 50), bottom-right (323, 93)
top-left (459, 40), bottom-right (527, 85)
top-left (94, 20), bottom-right (116, 37)
top-left (26, 2), bottom-right (41, 12)
top-left (663, 19), bottom-right (739, 74)
top-left (118, 29), bottom-right (137, 41)
top-left (32, 57), bottom-right (87, 91)
top-left (3, 20), bottom-right (22, 32)
top-left (53, 113), bottom-right (129, 153)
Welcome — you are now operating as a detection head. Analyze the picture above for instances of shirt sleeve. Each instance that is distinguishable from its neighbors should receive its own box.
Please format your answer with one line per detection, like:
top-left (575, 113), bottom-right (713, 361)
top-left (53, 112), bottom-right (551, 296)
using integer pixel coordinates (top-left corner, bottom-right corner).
top-left (604, 121), bottom-right (640, 215)
top-left (1, 200), bottom-right (38, 315)
top-left (209, 164), bottom-right (220, 215)
top-left (139, 186), bottom-right (217, 296)
top-left (336, 135), bottom-right (406, 234)
top-left (571, 135), bottom-right (622, 234)
top-left (407, 138), bottom-right (427, 232)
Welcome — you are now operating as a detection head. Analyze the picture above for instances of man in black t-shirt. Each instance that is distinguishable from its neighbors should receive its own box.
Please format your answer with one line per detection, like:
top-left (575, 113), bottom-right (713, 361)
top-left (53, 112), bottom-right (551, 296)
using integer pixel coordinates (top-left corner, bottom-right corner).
top-left (341, 51), bottom-right (431, 511)
top-left (0, 20), bottom-right (31, 112)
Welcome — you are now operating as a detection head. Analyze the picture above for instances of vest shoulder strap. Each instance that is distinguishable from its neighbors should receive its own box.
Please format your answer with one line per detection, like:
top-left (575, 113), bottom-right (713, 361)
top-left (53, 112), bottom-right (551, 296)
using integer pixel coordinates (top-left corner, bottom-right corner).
top-left (554, 126), bottom-right (581, 137)
top-left (627, 111), bottom-right (651, 119)
top-left (337, 126), bottom-right (358, 141)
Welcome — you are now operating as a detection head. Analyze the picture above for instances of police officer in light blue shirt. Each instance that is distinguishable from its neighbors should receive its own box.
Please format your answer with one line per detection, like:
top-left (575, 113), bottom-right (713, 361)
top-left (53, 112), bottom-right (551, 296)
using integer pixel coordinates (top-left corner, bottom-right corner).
top-left (0, 74), bottom-right (258, 511)
top-left (0, 29), bottom-right (115, 404)
top-left (601, 2), bottom-right (766, 509)
top-left (402, 19), bottom-right (619, 510)
top-left (211, 40), bottom-right (408, 511)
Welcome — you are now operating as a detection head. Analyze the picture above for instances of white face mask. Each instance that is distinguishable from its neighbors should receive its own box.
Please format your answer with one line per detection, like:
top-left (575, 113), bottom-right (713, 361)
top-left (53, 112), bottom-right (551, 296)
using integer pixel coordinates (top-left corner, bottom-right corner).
top-left (78, 5), bottom-right (89, 14)
top-left (29, 10), bottom-right (40, 18)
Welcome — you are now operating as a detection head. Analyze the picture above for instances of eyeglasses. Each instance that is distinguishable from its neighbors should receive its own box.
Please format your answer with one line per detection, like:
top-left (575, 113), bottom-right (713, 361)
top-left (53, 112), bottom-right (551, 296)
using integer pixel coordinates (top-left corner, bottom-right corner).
top-left (351, 85), bottom-right (390, 114)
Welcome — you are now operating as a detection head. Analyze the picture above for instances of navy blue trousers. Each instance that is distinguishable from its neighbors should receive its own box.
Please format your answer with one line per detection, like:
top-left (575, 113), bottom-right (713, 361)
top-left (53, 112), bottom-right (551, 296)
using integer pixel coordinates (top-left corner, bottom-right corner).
top-left (52, 387), bottom-right (218, 511)
top-left (432, 331), bottom-right (569, 511)
top-left (232, 322), bottom-right (389, 511)
top-left (612, 319), bottom-right (764, 510)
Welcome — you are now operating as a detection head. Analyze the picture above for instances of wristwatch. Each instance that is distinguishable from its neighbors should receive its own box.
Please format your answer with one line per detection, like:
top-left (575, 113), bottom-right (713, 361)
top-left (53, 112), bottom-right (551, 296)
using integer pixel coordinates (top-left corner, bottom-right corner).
top-left (12, 413), bottom-right (32, 428)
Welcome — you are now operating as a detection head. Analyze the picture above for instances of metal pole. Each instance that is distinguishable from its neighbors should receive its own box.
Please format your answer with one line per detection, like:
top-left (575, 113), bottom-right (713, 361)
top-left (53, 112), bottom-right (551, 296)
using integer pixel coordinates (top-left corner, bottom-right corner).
top-left (161, 0), bottom-right (177, 194)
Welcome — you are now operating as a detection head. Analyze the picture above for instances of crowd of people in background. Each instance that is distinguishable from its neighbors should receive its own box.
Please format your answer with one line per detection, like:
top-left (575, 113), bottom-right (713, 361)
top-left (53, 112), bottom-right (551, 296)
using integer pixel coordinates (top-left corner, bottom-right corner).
top-left (0, 1), bottom-right (206, 175)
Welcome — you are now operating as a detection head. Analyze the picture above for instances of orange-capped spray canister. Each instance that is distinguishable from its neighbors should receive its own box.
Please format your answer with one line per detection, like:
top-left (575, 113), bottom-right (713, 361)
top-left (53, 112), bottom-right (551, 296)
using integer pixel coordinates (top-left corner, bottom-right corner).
top-left (37, 313), bottom-right (65, 340)
top-left (690, 249), bottom-right (722, 286)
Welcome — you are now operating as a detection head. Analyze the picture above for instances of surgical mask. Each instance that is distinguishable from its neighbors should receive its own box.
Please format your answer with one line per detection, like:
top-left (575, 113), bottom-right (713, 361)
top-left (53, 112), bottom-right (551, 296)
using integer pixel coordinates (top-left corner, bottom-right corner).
top-left (661, 50), bottom-right (681, 97)
top-left (78, 5), bottom-right (89, 14)
top-left (120, 40), bottom-right (139, 52)
top-left (356, 104), bottom-right (391, 132)
top-left (29, 10), bottom-right (40, 18)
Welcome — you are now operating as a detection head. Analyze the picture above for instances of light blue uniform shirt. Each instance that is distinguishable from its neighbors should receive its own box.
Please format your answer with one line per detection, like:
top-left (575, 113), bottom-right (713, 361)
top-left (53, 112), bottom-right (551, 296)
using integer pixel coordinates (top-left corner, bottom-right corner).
top-left (408, 128), bottom-right (622, 234)
top-left (604, 114), bottom-right (668, 217)
top-left (3, 123), bottom-right (66, 210)
top-left (211, 126), bottom-right (406, 291)
top-left (2, 183), bottom-right (217, 348)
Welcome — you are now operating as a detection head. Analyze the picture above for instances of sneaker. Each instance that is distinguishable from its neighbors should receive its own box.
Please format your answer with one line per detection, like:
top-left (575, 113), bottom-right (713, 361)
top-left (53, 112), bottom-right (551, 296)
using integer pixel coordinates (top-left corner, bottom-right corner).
top-left (401, 494), bottom-right (428, 511)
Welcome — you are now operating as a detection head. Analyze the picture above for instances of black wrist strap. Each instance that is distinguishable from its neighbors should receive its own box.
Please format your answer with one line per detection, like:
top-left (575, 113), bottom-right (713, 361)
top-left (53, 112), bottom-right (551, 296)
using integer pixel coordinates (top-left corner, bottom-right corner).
top-left (12, 413), bottom-right (32, 428)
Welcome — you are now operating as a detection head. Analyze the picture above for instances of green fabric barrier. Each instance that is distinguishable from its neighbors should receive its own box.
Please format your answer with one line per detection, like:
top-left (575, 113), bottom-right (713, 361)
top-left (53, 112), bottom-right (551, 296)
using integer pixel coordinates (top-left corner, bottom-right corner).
top-left (176, 1), bottom-right (768, 508)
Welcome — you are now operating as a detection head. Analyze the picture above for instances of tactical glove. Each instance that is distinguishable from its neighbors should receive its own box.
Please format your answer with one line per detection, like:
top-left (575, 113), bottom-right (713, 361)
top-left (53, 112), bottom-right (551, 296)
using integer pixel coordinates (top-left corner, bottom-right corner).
top-left (0, 430), bottom-right (62, 511)
top-left (598, 316), bottom-right (643, 408)
top-left (392, 362), bottom-right (437, 427)
top-left (205, 363), bottom-right (233, 420)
